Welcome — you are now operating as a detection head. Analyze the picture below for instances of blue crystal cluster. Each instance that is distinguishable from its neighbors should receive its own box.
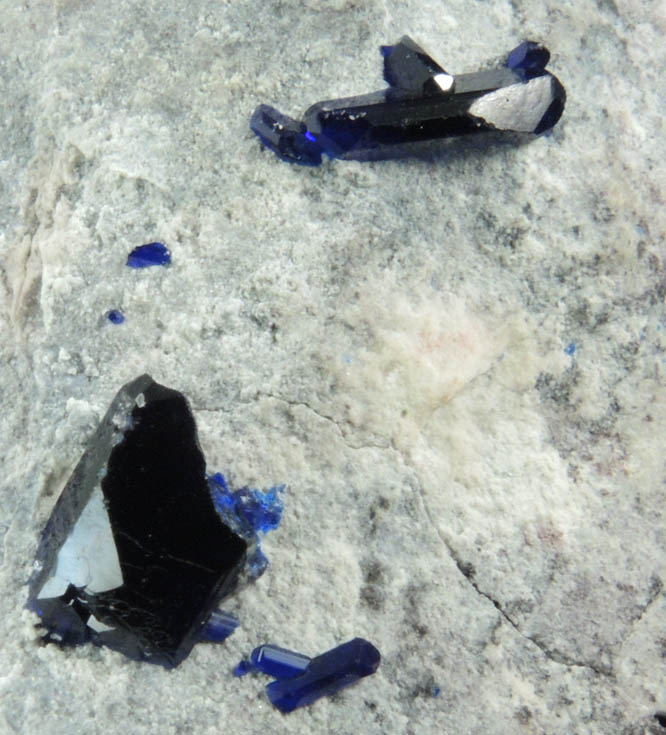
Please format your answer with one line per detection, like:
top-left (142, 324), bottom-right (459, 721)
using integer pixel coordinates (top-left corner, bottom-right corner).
top-left (251, 36), bottom-right (566, 164)
top-left (235, 639), bottom-right (380, 713)
top-left (208, 472), bottom-right (285, 579)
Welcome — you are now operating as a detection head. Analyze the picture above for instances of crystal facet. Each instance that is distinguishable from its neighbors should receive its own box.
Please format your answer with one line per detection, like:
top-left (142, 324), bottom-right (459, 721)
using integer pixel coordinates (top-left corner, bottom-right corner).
top-left (198, 610), bottom-right (240, 643)
top-left (250, 644), bottom-right (311, 679)
top-left (264, 638), bottom-right (380, 713)
top-left (27, 375), bottom-right (247, 668)
top-left (126, 242), bottom-right (171, 268)
top-left (251, 36), bottom-right (565, 164)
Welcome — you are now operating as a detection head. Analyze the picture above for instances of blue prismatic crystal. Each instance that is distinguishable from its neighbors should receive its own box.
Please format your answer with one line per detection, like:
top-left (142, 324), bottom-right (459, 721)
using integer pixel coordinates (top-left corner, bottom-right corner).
top-left (250, 644), bottom-right (311, 680)
top-left (126, 242), bottom-right (171, 268)
top-left (198, 610), bottom-right (239, 643)
top-left (265, 638), bottom-right (380, 713)
top-left (107, 309), bottom-right (125, 324)
top-left (251, 36), bottom-right (566, 164)
top-left (506, 41), bottom-right (550, 80)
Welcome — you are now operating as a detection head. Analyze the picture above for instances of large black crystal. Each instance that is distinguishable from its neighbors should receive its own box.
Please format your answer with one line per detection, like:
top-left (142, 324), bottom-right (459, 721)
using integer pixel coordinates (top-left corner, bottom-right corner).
top-left (27, 375), bottom-right (247, 668)
top-left (250, 36), bottom-right (566, 164)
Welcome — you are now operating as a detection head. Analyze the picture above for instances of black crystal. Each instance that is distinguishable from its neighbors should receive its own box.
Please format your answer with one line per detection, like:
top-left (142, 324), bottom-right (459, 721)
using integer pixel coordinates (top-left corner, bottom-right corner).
top-left (250, 36), bottom-right (566, 164)
top-left (27, 375), bottom-right (247, 668)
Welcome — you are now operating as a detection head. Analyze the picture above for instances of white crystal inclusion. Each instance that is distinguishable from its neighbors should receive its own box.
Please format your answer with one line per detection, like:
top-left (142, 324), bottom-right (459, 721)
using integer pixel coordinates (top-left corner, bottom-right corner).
top-left (38, 487), bottom-right (122, 598)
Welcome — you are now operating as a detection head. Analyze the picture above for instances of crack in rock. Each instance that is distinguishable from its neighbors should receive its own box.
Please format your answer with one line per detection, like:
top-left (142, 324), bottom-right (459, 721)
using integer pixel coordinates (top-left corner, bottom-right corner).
top-left (410, 473), bottom-right (614, 678)
top-left (258, 391), bottom-right (390, 452)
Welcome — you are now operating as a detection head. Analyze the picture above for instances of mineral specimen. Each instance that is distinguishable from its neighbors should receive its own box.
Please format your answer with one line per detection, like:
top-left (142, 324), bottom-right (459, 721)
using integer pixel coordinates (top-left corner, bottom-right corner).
top-left (251, 36), bottom-right (566, 164)
top-left (27, 375), bottom-right (248, 668)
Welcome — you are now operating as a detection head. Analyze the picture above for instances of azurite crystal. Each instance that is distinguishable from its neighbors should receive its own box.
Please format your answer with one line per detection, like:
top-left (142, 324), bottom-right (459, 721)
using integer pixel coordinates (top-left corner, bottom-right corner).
top-left (264, 638), bottom-right (381, 713)
top-left (251, 36), bottom-right (566, 164)
top-left (27, 375), bottom-right (247, 668)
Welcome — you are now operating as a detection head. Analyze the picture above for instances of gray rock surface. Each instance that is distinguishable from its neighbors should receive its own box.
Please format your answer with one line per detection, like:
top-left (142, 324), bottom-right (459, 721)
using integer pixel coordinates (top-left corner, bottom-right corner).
top-left (1, 1), bottom-right (665, 733)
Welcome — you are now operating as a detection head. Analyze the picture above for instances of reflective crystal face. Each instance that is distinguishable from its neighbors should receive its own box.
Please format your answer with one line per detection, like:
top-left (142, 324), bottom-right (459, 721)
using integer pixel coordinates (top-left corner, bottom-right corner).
top-left (27, 375), bottom-right (247, 668)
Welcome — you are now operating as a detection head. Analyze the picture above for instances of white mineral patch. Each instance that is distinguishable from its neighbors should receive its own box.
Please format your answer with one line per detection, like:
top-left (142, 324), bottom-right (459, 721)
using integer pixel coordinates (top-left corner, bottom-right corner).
top-left (38, 487), bottom-right (122, 598)
top-left (468, 75), bottom-right (554, 132)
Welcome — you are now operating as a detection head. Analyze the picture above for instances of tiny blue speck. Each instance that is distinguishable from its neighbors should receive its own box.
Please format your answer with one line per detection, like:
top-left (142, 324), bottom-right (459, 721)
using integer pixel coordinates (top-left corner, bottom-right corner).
top-left (433, 687), bottom-right (441, 697)
top-left (233, 660), bottom-right (253, 677)
top-left (344, 354), bottom-right (351, 364)
top-left (304, 131), bottom-right (316, 142)
top-left (564, 342), bottom-right (576, 356)
top-left (127, 242), bottom-right (171, 268)
top-left (107, 309), bottom-right (125, 324)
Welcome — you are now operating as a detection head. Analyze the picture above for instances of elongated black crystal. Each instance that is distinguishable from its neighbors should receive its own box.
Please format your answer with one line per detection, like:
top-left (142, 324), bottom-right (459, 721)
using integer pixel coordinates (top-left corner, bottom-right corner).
top-left (27, 375), bottom-right (247, 668)
top-left (251, 36), bottom-right (566, 164)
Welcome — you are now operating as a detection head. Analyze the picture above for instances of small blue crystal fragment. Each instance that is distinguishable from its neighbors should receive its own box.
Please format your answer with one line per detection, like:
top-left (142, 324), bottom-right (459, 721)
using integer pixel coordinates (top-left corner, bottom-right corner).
top-left (564, 342), bottom-right (576, 356)
top-left (247, 546), bottom-right (269, 580)
top-left (250, 104), bottom-right (322, 166)
top-left (506, 41), bottom-right (550, 80)
top-left (107, 309), bottom-right (125, 324)
top-left (198, 610), bottom-right (239, 643)
top-left (127, 242), bottom-right (171, 268)
top-left (433, 686), bottom-right (441, 697)
top-left (233, 659), bottom-right (254, 677)
top-left (265, 638), bottom-right (380, 713)
top-left (251, 644), bottom-right (311, 680)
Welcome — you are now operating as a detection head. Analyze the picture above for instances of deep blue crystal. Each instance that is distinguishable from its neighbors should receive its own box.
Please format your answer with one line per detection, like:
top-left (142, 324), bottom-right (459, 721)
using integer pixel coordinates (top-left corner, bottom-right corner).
top-left (126, 242), bottom-right (171, 268)
top-left (506, 41), bottom-right (551, 80)
top-left (27, 375), bottom-right (247, 668)
top-left (251, 36), bottom-right (565, 164)
top-left (107, 309), bottom-right (125, 324)
top-left (265, 638), bottom-right (380, 713)
top-left (198, 610), bottom-right (239, 643)
top-left (250, 105), bottom-right (322, 166)
top-left (250, 644), bottom-right (311, 679)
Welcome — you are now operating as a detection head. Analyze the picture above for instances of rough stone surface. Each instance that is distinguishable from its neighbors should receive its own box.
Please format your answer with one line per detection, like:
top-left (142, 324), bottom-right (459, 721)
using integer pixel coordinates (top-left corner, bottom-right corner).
top-left (1, 1), bottom-right (665, 733)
